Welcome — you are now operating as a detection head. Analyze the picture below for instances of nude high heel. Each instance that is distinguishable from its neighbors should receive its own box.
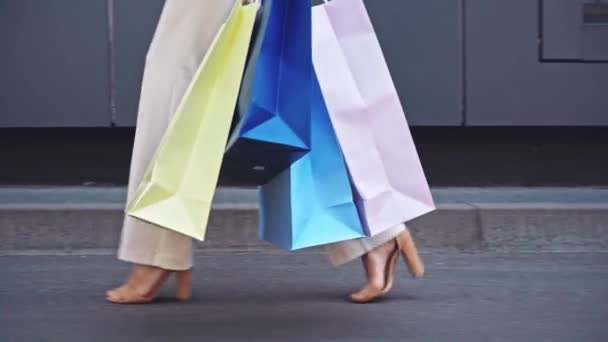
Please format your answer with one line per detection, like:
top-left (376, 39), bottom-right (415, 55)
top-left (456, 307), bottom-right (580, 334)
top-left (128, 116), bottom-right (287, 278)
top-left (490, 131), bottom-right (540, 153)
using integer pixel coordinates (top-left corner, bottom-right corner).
top-left (396, 229), bottom-right (424, 278)
top-left (106, 269), bottom-right (192, 304)
top-left (175, 270), bottom-right (192, 302)
top-left (350, 242), bottom-right (400, 303)
top-left (350, 229), bottom-right (424, 304)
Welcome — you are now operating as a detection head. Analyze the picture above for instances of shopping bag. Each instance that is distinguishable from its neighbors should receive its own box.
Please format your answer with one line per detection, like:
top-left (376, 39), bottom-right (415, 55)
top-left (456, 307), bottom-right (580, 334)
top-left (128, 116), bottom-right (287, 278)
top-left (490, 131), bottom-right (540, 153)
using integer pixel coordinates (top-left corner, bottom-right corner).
top-left (312, 0), bottom-right (435, 236)
top-left (127, 0), bottom-right (259, 240)
top-left (259, 71), bottom-right (366, 251)
top-left (220, 0), bottom-right (312, 186)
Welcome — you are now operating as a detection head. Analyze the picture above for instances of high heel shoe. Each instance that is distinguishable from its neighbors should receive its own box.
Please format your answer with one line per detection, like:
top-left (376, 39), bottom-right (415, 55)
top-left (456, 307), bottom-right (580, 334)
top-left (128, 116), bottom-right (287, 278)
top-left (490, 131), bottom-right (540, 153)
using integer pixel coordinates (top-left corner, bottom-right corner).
top-left (350, 229), bottom-right (424, 303)
top-left (106, 269), bottom-right (192, 304)
top-left (350, 242), bottom-right (400, 303)
top-left (382, 229), bottom-right (424, 294)
top-left (175, 270), bottom-right (192, 301)
top-left (396, 229), bottom-right (424, 278)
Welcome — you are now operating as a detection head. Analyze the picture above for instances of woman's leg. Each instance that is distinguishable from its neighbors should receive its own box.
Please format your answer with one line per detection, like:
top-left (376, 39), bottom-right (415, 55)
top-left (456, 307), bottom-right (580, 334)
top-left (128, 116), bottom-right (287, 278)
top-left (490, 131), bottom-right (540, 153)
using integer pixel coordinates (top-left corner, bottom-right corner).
top-left (325, 224), bottom-right (406, 267)
top-left (108, 0), bottom-right (234, 303)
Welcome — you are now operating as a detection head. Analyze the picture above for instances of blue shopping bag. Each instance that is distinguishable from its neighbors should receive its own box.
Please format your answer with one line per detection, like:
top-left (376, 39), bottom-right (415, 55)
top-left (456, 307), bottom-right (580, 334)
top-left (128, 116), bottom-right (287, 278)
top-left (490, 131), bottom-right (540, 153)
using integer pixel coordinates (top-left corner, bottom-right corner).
top-left (221, 0), bottom-right (311, 186)
top-left (258, 71), bottom-right (365, 251)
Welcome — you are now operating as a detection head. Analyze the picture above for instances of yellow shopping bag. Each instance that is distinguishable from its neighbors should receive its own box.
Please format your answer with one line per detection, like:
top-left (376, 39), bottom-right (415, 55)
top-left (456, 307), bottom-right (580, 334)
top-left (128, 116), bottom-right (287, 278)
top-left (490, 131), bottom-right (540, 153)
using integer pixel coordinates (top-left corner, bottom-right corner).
top-left (127, 0), bottom-right (260, 240)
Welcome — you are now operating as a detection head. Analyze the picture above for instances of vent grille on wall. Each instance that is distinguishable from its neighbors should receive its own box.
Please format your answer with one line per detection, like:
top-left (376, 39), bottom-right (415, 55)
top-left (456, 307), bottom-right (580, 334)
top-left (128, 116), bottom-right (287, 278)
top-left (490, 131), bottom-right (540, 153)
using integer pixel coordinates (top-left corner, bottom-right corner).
top-left (542, 0), bottom-right (608, 62)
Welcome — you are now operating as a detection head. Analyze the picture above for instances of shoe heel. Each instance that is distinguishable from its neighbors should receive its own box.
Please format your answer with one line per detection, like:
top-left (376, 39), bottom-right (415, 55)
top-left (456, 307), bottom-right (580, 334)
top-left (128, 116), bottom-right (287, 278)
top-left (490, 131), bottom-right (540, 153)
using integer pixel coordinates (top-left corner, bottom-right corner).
top-left (175, 271), bottom-right (192, 301)
top-left (397, 230), bottom-right (424, 278)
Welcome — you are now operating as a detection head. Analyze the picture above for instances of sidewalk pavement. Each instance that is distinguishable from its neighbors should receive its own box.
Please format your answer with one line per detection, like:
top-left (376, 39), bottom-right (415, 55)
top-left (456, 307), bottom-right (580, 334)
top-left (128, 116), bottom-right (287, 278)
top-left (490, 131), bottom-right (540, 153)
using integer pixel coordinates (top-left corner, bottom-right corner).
top-left (1, 252), bottom-right (607, 341)
top-left (1, 187), bottom-right (607, 253)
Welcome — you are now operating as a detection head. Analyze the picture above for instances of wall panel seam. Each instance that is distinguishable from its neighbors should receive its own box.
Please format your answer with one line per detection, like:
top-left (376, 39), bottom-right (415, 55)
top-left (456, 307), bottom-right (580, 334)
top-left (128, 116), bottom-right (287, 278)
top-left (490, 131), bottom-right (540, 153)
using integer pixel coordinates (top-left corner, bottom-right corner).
top-left (461, 0), bottom-right (467, 126)
top-left (107, 0), bottom-right (117, 126)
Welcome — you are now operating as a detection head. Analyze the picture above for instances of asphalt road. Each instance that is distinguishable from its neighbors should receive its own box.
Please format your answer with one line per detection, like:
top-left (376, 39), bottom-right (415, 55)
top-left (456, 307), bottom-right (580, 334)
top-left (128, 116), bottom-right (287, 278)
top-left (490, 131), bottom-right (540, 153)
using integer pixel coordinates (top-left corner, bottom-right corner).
top-left (1, 252), bottom-right (607, 342)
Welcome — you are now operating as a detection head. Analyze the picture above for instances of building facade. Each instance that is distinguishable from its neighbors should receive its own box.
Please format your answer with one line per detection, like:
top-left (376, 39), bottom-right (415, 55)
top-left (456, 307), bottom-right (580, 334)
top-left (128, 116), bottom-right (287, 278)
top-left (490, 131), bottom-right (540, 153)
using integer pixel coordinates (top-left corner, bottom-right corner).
top-left (1, 0), bottom-right (607, 186)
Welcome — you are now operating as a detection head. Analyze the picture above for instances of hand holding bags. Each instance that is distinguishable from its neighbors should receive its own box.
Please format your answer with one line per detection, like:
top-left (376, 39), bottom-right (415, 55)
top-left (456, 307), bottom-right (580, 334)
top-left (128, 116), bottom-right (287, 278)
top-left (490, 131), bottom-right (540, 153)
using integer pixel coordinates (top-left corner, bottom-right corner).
top-left (312, 0), bottom-right (435, 236)
top-left (127, 0), bottom-right (259, 240)
top-left (259, 72), bottom-right (365, 250)
top-left (221, 0), bottom-right (312, 186)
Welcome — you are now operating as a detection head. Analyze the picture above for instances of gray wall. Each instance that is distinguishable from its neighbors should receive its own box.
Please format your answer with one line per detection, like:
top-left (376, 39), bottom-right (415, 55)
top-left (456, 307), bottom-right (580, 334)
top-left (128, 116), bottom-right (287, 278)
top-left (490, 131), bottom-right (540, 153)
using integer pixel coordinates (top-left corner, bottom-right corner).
top-left (1, 0), bottom-right (607, 127)
top-left (112, 0), bottom-right (165, 126)
top-left (0, 0), bottom-right (111, 127)
top-left (466, 0), bottom-right (608, 125)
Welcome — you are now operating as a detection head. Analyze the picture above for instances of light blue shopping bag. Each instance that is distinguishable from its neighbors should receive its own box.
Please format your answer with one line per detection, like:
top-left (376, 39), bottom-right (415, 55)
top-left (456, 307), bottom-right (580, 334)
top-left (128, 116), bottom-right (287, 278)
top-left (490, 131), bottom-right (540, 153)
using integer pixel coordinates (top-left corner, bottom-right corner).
top-left (259, 71), bottom-right (365, 250)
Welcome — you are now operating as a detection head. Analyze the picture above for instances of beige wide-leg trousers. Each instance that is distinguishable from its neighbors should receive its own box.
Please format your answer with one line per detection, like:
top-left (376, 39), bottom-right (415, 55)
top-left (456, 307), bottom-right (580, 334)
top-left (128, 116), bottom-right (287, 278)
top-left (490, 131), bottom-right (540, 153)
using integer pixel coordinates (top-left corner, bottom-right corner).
top-left (118, 0), bottom-right (405, 271)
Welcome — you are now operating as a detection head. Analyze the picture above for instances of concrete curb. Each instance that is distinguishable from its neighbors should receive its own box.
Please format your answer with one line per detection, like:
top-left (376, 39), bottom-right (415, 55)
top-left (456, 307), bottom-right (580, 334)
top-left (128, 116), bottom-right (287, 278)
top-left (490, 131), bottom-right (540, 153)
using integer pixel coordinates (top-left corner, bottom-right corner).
top-left (1, 187), bottom-right (607, 253)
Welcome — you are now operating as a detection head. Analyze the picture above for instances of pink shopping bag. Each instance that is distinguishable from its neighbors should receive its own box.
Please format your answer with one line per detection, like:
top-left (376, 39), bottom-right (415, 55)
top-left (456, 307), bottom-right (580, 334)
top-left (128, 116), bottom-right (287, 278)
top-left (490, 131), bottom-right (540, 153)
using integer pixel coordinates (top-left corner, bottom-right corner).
top-left (312, 0), bottom-right (435, 236)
